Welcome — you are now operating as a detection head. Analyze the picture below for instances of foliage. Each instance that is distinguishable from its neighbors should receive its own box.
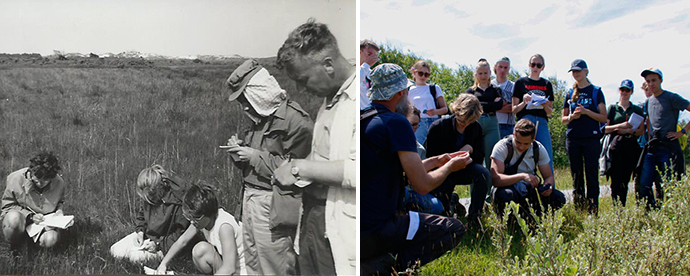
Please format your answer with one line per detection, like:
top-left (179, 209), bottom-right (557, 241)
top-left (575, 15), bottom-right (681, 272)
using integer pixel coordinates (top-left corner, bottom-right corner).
top-left (424, 173), bottom-right (690, 275)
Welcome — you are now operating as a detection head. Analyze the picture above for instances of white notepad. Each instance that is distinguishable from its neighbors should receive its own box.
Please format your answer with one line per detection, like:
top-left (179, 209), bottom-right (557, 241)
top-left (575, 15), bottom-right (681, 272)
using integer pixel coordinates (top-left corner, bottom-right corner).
top-left (628, 113), bottom-right (644, 130)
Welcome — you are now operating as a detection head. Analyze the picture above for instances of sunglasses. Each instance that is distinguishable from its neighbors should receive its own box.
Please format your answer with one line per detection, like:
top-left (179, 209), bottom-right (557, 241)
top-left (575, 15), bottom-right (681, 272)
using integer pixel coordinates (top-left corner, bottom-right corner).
top-left (620, 88), bottom-right (632, 92)
top-left (530, 63), bottom-right (544, 69)
top-left (416, 71), bottom-right (431, 78)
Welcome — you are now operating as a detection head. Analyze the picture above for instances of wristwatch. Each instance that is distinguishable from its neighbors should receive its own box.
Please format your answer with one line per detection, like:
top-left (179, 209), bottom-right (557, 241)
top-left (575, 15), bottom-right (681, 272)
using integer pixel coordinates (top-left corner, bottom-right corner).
top-left (682, 128), bottom-right (687, 134)
top-left (290, 163), bottom-right (301, 180)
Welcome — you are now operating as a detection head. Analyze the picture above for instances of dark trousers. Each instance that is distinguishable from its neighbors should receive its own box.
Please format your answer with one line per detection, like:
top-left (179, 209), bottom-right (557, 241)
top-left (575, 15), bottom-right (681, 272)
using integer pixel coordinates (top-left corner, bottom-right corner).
top-left (493, 182), bottom-right (566, 219)
top-left (638, 141), bottom-right (685, 209)
top-left (430, 163), bottom-right (490, 219)
top-left (566, 137), bottom-right (601, 213)
top-left (298, 199), bottom-right (335, 276)
top-left (608, 135), bottom-right (642, 206)
top-left (361, 212), bottom-right (465, 273)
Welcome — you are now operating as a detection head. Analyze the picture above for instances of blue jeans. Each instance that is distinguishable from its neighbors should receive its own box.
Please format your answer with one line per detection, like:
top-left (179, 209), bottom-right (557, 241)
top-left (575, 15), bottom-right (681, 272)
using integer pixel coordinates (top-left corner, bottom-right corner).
top-left (404, 186), bottom-right (444, 214)
top-left (499, 124), bottom-right (514, 139)
top-left (566, 137), bottom-right (600, 213)
top-left (431, 163), bottom-right (490, 219)
top-left (638, 141), bottom-right (684, 208)
top-left (478, 114), bottom-right (500, 169)
top-left (415, 117), bottom-right (439, 145)
top-left (493, 181), bottom-right (566, 218)
top-left (520, 115), bottom-right (553, 174)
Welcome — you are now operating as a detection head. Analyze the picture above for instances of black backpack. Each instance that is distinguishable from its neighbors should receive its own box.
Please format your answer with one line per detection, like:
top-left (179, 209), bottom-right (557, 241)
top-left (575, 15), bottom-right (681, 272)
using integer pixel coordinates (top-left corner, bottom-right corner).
top-left (503, 136), bottom-right (540, 176)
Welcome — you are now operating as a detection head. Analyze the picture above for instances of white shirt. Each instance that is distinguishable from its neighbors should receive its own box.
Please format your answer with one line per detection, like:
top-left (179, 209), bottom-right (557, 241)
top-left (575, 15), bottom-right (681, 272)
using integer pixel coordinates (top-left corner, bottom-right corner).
top-left (408, 84), bottom-right (444, 119)
top-left (359, 62), bottom-right (372, 109)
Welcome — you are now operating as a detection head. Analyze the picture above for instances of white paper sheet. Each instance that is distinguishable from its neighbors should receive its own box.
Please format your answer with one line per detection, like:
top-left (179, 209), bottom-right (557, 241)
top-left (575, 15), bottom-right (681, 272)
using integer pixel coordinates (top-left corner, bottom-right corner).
top-left (144, 266), bottom-right (174, 275)
top-left (628, 113), bottom-right (644, 130)
top-left (25, 213), bottom-right (75, 242)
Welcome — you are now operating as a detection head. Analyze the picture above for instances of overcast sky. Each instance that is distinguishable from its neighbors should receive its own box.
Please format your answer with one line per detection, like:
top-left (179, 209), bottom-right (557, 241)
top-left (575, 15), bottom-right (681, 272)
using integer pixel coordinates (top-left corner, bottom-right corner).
top-left (0, 0), bottom-right (355, 59)
top-left (362, 0), bottom-right (690, 110)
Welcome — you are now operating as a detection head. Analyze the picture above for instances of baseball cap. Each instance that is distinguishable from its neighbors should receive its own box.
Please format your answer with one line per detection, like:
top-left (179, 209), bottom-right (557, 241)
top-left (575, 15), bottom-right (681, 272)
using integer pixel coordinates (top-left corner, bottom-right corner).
top-left (568, 59), bottom-right (588, 72)
top-left (619, 79), bottom-right (634, 90)
top-left (226, 59), bottom-right (263, 101)
top-left (496, 56), bottom-right (510, 65)
top-left (641, 68), bottom-right (663, 80)
top-left (368, 63), bottom-right (408, 101)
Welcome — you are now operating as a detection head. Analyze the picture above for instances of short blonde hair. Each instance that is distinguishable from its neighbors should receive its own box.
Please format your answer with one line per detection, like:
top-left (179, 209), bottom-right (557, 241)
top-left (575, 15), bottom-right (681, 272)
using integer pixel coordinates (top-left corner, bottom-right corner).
top-left (136, 165), bottom-right (169, 199)
top-left (450, 93), bottom-right (483, 122)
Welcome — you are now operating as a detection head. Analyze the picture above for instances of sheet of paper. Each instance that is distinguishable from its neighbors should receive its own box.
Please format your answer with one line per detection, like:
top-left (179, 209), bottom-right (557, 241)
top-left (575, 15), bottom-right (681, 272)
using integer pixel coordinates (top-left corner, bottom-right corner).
top-left (526, 94), bottom-right (547, 110)
top-left (294, 179), bottom-right (312, 188)
top-left (144, 266), bottom-right (174, 275)
top-left (41, 213), bottom-right (75, 229)
top-left (25, 223), bottom-right (44, 242)
top-left (628, 113), bottom-right (644, 130)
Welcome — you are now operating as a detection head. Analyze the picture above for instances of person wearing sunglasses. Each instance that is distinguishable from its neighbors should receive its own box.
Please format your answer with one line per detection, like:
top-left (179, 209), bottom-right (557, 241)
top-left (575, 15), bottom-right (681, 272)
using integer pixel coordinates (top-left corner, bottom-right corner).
top-left (156, 184), bottom-right (245, 275)
top-left (110, 165), bottom-right (192, 263)
top-left (603, 79), bottom-right (644, 207)
top-left (512, 54), bottom-right (556, 174)
top-left (408, 59), bottom-right (448, 145)
top-left (2, 151), bottom-right (65, 248)
top-left (561, 59), bottom-right (607, 214)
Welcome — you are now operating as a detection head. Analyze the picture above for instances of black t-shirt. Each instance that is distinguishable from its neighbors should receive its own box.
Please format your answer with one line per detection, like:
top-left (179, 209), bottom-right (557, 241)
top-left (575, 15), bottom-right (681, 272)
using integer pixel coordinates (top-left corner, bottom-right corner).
top-left (361, 103), bottom-right (418, 236)
top-left (512, 77), bottom-right (554, 120)
top-left (465, 85), bottom-right (504, 114)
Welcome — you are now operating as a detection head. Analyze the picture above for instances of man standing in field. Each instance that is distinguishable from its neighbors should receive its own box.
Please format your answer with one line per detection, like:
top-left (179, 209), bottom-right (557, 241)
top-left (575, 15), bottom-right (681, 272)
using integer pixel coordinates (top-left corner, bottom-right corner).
top-left (360, 39), bottom-right (380, 109)
top-left (224, 58), bottom-right (314, 275)
top-left (638, 68), bottom-right (690, 208)
top-left (493, 56), bottom-right (516, 138)
top-left (273, 19), bottom-right (356, 275)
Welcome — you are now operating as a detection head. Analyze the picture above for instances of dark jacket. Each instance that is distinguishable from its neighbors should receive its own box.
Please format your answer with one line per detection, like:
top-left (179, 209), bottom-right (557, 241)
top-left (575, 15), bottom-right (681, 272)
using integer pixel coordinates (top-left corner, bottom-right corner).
top-left (425, 115), bottom-right (485, 163)
top-left (135, 175), bottom-right (190, 253)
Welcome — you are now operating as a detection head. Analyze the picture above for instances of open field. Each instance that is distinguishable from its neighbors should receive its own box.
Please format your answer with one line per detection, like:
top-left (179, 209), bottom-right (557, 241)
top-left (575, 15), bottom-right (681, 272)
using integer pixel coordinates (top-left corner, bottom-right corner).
top-left (0, 55), bottom-right (322, 274)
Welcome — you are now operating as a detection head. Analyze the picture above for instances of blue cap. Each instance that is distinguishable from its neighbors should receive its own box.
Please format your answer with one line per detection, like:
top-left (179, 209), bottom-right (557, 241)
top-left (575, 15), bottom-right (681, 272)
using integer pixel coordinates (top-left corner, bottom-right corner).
top-left (368, 63), bottom-right (409, 101)
top-left (641, 68), bottom-right (663, 80)
top-left (568, 59), bottom-right (588, 72)
top-left (619, 79), bottom-right (634, 90)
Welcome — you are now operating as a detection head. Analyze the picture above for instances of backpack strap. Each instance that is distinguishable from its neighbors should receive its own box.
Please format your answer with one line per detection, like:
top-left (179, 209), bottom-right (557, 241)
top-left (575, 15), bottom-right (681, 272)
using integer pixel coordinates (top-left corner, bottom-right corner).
top-left (504, 136), bottom-right (540, 175)
top-left (429, 83), bottom-right (440, 109)
top-left (531, 141), bottom-right (539, 175)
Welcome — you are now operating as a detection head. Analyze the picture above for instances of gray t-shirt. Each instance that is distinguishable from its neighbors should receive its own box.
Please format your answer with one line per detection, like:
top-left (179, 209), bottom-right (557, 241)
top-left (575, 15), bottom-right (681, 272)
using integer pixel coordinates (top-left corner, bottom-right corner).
top-left (491, 136), bottom-right (550, 174)
top-left (646, 90), bottom-right (690, 138)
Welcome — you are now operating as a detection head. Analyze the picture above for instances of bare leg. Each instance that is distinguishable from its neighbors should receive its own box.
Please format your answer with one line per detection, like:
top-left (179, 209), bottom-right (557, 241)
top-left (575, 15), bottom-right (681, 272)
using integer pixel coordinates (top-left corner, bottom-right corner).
top-left (192, 241), bottom-right (222, 274)
top-left (2, 210), bottom-right (26, 245)
top-left (39, 229), bottom-right (60, 248)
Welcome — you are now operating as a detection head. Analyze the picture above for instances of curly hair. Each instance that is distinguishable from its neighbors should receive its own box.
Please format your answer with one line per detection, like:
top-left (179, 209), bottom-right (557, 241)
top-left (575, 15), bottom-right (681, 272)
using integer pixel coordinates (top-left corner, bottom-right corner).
top-left (183, 182), bottom-right (219, 219)
top-left (28, 151), bottom-right (61, 180)
top-left (276, 18), bottom-right (339, 68)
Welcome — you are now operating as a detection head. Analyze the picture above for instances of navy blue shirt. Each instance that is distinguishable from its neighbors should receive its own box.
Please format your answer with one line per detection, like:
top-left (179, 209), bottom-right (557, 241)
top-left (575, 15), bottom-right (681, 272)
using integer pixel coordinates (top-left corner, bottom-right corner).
top-left (361, 103), bottom-right (418, 236)
top-left (563, 85), bottom-right (606, 138)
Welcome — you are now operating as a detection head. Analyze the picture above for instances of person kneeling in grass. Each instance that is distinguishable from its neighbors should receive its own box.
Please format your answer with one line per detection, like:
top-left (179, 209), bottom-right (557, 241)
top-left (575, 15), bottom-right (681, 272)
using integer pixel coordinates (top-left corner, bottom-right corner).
top-left (2, 151), bottom-right (65, 248)
top-left (490, 119), bottom-right (565, 220)
top-left (156, 184), bottom-right (245, 275)
top-left (110, 165), bottom-right (191, 263)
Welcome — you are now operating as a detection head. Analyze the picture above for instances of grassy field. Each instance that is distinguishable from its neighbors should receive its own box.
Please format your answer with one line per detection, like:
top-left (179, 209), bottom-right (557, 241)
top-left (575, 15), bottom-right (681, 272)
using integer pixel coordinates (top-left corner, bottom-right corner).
top-left (0, 56), bottom-right (322, 274)
top-left (428, 166), bottom-right (690, 276)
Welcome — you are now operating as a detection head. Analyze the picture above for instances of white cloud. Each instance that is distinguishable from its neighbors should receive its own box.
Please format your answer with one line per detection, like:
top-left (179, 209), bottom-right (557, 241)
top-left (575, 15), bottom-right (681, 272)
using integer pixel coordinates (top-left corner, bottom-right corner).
top-left (362, 0), bottom-right (690, 119)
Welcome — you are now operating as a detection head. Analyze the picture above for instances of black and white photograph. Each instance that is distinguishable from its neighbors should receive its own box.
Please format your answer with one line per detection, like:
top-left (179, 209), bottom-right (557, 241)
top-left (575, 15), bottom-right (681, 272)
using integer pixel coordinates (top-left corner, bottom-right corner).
top-left (0, 0), bottom-right (355, 275)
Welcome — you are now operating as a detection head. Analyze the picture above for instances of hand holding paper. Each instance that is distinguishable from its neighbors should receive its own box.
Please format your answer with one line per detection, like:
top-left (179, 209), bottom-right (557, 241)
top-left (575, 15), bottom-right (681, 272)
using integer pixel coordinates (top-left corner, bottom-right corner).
top-left (628, 113), bottom-right (644, 131)
top-left (25, 212), bottom-right (75, 242)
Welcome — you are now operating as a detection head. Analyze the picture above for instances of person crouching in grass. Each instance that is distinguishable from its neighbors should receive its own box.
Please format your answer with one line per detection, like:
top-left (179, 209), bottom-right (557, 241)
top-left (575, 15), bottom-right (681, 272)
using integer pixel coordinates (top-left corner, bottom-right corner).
top-left (110, 165), bottom-right (192, 263)
top-left (155, 184), bottom-right (245, 275)
top-left (1, 151), bottom-right (65, 248)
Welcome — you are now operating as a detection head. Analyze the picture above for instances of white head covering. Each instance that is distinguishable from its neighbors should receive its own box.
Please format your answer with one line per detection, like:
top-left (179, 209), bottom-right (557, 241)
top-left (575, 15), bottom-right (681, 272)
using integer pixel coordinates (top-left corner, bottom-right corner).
top-left (244, 68), bottom-right (287, 117)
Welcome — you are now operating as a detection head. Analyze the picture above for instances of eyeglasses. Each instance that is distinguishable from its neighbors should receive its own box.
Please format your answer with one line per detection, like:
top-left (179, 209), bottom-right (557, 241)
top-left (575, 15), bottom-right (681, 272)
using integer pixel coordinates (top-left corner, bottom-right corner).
top-left (529, 63), bottom-right (544, 69)
top-left (416, 71), bottom-right (431, 78)
top-left (183, 212), bottom-right (205, 227)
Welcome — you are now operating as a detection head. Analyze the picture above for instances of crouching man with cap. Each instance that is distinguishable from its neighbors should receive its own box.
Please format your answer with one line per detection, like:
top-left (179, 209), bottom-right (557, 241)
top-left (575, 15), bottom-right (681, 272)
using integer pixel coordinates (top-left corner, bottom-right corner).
top-left (224, 59), bottom-right (314, 275)
top-left (490, 119), bottom-right (565, 220)
top-left (361, 63), bottom-right (468, 274)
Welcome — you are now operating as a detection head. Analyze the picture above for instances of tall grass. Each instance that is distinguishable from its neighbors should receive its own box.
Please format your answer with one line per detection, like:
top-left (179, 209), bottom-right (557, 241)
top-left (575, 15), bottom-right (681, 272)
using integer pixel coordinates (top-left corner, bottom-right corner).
top-left (0, 60), bottom-right (321, 274)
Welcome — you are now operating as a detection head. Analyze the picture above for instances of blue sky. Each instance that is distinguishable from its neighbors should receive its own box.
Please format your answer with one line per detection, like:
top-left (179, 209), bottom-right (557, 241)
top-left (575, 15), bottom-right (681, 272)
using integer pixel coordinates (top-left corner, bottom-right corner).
top-left (0, 0), bottom-right (356, 59)
top-left (361, 0), bottom-right (690, 114)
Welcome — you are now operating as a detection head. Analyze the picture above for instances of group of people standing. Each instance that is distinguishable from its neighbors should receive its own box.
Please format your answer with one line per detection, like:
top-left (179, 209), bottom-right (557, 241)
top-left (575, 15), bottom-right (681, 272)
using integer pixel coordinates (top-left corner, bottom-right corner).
top-left (2, 19), bottom-right (356, 276)
top-left (360, 39), bottom-right (690, 274)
